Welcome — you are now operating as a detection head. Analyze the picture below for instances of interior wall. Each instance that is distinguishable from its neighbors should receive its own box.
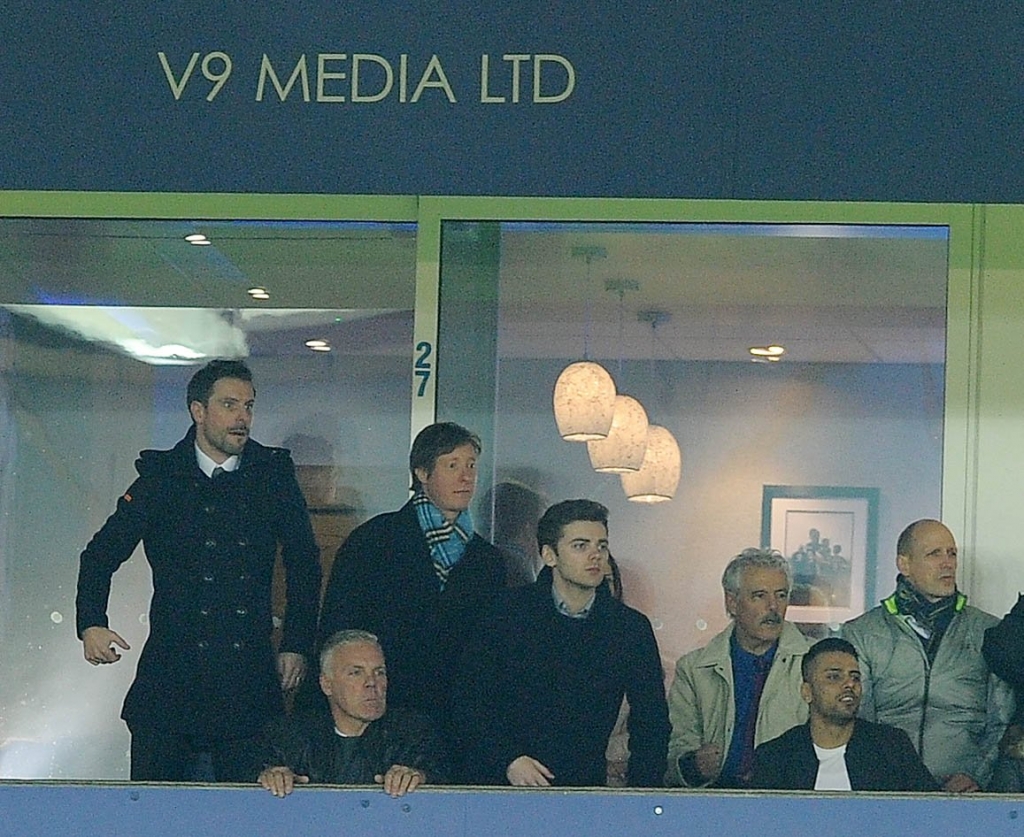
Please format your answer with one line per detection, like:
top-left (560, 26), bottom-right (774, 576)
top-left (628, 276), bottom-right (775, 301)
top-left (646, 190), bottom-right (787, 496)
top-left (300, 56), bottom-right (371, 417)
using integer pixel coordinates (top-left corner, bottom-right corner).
top-left (969, 204), bottom-right (1024, 618)
top-left (492, 358), bottom-right (943, 668)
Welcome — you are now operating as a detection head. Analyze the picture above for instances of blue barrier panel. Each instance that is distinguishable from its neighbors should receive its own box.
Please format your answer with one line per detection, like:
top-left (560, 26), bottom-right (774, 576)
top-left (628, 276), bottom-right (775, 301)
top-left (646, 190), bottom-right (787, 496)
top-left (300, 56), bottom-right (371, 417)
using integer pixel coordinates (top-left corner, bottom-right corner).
top-left (2, 783), bottom-right (1024, 837)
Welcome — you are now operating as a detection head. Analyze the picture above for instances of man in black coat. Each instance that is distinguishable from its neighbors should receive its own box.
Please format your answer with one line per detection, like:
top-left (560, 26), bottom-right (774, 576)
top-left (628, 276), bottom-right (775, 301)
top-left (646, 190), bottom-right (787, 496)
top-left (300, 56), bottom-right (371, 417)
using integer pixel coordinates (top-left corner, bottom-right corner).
top-left (456, 499), bottom-right (670, 787)
top-left (982, 594), bottom-right (1024, 792)
top-left (317, 422), bottom-right (505, 722)
top-left (258, 629), bottom-right (447, 799)
top-left (751, 637), bottom-right (937, 792)
top-left (76, 359), bottom-right (321, 782)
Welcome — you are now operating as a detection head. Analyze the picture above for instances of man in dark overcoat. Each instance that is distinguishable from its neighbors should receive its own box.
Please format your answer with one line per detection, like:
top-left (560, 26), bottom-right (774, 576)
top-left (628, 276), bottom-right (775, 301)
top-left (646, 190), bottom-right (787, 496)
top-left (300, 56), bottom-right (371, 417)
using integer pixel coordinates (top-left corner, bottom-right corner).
top-left (76, 359), bottom-right (320, 781)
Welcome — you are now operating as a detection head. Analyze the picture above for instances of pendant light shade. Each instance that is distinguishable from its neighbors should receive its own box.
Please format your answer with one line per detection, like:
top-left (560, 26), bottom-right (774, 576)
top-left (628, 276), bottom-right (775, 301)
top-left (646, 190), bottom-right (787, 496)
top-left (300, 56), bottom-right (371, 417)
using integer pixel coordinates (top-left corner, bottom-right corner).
top-left (620, 424), bottom-right (681, 502)
top-left (552, 361), bottom-right (617, 441)
top-left (587, 394), bottom-right (649, 473)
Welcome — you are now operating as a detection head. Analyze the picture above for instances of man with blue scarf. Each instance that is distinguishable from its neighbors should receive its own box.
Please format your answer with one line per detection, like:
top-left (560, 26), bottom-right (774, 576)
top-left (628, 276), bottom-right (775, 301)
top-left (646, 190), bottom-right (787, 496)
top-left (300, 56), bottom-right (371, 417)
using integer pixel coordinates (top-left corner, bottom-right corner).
top-left (842, 519), bottom-right (1013, 791)
top-left (317, 422), bottom-right (504, 729)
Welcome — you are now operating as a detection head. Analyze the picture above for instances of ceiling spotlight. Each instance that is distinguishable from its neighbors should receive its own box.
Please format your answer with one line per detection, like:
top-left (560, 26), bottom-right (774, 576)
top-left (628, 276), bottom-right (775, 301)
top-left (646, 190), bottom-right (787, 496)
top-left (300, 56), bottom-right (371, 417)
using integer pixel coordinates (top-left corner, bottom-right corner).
top-left (247, 287), bottom-right (270, 300)
top-left (749, 344), bottom-right (785, 358)
top-left (184, 233), bottom-right (210, 245)
top-left (305, 339), bottom-right (330, 352)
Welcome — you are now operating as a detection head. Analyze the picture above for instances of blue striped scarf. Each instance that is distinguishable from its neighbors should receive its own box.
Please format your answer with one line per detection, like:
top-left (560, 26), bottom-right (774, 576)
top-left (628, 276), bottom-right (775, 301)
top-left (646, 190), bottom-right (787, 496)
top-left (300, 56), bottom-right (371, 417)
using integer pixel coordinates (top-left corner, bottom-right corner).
top-left (413, 492), bottom-right (472, 589)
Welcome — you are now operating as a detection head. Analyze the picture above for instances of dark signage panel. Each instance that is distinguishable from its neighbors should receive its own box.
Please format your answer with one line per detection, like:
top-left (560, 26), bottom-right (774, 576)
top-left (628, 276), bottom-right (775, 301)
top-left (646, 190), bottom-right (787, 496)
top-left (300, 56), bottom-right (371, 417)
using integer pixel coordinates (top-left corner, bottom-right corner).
top-left (3, 3), bottom-right (1023, 201)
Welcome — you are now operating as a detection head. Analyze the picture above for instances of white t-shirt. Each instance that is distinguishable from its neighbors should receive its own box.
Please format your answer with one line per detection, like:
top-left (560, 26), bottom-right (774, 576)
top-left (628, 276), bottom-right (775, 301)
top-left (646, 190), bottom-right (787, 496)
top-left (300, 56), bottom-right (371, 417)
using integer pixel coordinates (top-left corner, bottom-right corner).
top-left (813, 742), bottom-right (852, 790)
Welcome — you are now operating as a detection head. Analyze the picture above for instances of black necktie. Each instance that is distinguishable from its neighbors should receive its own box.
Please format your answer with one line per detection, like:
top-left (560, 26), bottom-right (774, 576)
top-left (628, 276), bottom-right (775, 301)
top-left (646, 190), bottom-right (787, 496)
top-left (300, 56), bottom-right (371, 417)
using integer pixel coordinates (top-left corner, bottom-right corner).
top-left (211, 466), bottom-right (226, 479)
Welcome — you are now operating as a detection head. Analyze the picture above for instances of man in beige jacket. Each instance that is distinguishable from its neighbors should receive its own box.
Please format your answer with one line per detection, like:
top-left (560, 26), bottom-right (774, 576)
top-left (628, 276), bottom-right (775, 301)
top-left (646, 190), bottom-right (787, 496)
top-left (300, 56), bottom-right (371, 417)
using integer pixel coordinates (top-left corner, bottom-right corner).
top-left (666, 548), bottom-right (811, 788)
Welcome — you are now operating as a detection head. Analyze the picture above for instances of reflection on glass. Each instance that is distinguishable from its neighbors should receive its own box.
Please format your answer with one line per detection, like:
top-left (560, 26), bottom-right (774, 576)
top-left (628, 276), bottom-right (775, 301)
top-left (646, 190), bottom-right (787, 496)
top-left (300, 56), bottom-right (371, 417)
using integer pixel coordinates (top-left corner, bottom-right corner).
top-left (0, 219), bottom-right (417, 778)
top-left (472, 220), bottom-right (948, 670)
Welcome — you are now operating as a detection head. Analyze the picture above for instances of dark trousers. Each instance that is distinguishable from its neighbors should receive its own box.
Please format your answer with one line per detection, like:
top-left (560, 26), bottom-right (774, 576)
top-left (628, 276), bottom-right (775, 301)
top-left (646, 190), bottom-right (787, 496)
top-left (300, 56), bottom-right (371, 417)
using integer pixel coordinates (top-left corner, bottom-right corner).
top-left (129, 727), bottom-right (264, 783)
top-left (989, 755), bottom-right (1024, 792)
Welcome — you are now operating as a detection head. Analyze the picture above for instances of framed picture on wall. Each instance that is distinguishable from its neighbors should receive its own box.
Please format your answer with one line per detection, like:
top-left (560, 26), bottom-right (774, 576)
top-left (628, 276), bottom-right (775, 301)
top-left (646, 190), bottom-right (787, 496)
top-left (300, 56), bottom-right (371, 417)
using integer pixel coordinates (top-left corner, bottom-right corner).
top-left (761, 485), bottom-right (880, 626)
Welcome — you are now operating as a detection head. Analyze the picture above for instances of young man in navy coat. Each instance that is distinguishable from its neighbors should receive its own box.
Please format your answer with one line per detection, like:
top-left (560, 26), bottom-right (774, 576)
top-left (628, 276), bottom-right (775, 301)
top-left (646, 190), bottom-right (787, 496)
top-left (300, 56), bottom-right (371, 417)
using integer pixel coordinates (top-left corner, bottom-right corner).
top-left (456, 499), bottom-right (669, 787)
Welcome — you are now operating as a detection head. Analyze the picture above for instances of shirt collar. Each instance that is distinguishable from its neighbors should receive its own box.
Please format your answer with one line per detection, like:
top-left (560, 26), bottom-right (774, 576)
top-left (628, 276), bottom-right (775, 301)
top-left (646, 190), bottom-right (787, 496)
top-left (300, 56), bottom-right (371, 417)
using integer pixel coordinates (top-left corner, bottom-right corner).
top-left (195, 443), bottom-right (239, 478)
top-left (551, 583), bottom-right (596, 619)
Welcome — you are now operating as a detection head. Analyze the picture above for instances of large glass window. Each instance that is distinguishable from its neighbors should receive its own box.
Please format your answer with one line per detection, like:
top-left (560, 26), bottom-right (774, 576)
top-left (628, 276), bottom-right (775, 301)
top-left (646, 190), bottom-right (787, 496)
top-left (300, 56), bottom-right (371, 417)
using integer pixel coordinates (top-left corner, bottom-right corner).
top-left (456, 220), bottom-right (948, 670)
top-left (0, 217), bottom-right (418, 778)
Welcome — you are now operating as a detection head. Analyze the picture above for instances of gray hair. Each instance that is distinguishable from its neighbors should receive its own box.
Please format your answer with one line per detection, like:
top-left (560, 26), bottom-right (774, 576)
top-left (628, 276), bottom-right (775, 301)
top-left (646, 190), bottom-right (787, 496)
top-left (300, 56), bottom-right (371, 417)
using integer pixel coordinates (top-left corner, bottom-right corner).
top-left (721, 547), bottom-right (792, 595)
top-left (319, 629), bottom-right (382, 676)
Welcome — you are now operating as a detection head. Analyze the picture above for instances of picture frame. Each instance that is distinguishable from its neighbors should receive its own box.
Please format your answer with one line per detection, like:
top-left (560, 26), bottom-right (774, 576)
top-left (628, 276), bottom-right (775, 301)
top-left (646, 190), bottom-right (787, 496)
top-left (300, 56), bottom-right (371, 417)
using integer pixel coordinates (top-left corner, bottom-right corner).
top-left (761, 485), bottom-right (880, 626)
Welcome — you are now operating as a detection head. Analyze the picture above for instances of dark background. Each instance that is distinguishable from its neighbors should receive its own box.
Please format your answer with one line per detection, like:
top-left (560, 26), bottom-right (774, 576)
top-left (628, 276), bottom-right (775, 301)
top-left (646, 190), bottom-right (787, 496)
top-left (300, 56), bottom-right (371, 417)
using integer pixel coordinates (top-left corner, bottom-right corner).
top-left (3, 2), bottom-right (1022, 201)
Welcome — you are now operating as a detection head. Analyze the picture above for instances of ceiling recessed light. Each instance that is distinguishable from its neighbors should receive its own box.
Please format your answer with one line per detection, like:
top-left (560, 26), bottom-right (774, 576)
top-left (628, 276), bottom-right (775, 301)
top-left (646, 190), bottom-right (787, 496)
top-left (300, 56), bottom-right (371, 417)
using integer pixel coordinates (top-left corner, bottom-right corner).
top-left (749, 344), bottom-right (785, 358)
top-left (247, 287), bottom-right (270, 300)
top-left (305, 337), bottom-right (332, 353)
top-left (184, 233), bottom-right (209, 245)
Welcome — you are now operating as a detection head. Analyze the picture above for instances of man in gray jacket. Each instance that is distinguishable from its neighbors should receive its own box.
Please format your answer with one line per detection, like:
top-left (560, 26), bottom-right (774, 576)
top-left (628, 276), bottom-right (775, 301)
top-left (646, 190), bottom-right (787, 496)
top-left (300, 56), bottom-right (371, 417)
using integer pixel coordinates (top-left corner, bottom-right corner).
top-left (842, 519), bottom-right (1013, 792)
top-left (666, 548), bottom-right (811, 788)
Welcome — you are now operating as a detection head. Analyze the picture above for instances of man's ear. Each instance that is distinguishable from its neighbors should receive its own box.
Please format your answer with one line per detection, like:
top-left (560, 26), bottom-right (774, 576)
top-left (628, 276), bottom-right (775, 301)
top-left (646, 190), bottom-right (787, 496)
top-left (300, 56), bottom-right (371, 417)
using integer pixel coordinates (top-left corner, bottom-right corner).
top-left (724, 591), bottom-right (737, 619)
top-left (540, 544), bottom-right (557, 568)
top-left (800, 680), bottom-right (812, 705)
top-left (896, 553), bottom-right (910, 576)
top-left (319, 672), bottom-right (331, 697)
top-left (189, 399), bottom-right (204, 424)
top-left (413, 466), bottom-right (430, 487)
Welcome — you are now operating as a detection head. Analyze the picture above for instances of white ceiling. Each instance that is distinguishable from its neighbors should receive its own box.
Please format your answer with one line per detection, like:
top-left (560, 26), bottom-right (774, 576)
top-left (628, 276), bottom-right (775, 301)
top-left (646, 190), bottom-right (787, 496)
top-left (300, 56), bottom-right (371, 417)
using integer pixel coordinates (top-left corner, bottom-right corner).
top-left (0, 218), bottom-right (949, 365)
top-left (496, 223), bottom-right (948, 363)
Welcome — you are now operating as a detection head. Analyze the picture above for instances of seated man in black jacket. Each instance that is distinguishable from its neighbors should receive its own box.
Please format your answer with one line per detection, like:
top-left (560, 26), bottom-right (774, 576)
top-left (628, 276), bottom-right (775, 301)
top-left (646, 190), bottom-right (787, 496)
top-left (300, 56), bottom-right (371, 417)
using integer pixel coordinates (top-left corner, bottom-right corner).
top-left (455, 499), bottom-right (669, 787)
top-left (258, 630), bottom-right (446, 798)
top-left (751, 637), bottom-right (937, 792)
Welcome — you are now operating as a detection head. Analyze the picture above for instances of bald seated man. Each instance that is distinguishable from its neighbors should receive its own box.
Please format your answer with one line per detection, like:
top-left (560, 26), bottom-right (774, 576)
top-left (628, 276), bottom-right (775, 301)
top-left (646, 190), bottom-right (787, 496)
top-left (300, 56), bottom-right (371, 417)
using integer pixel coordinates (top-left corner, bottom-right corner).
top-left (842, 519), bottom-right (1013, 792)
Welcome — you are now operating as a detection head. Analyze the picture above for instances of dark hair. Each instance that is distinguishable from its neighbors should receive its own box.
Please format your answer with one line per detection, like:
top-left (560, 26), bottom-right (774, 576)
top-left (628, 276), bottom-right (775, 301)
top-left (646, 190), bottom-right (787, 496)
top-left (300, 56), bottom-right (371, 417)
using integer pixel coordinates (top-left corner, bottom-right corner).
top-left (605, 553), bottom-right (623, 601)
top-left (409, 422), bottom-right (481, 490)
top-left (801, 636), bottom-right (858, 680)
top-left (536, 499), bottom-right (608, 553)
top-left (896, 518), bottom-right (942, 558)
top-left (481, 481), bottom-right (545, 543)
top-left (186, 359), bottom-right (254, 414)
